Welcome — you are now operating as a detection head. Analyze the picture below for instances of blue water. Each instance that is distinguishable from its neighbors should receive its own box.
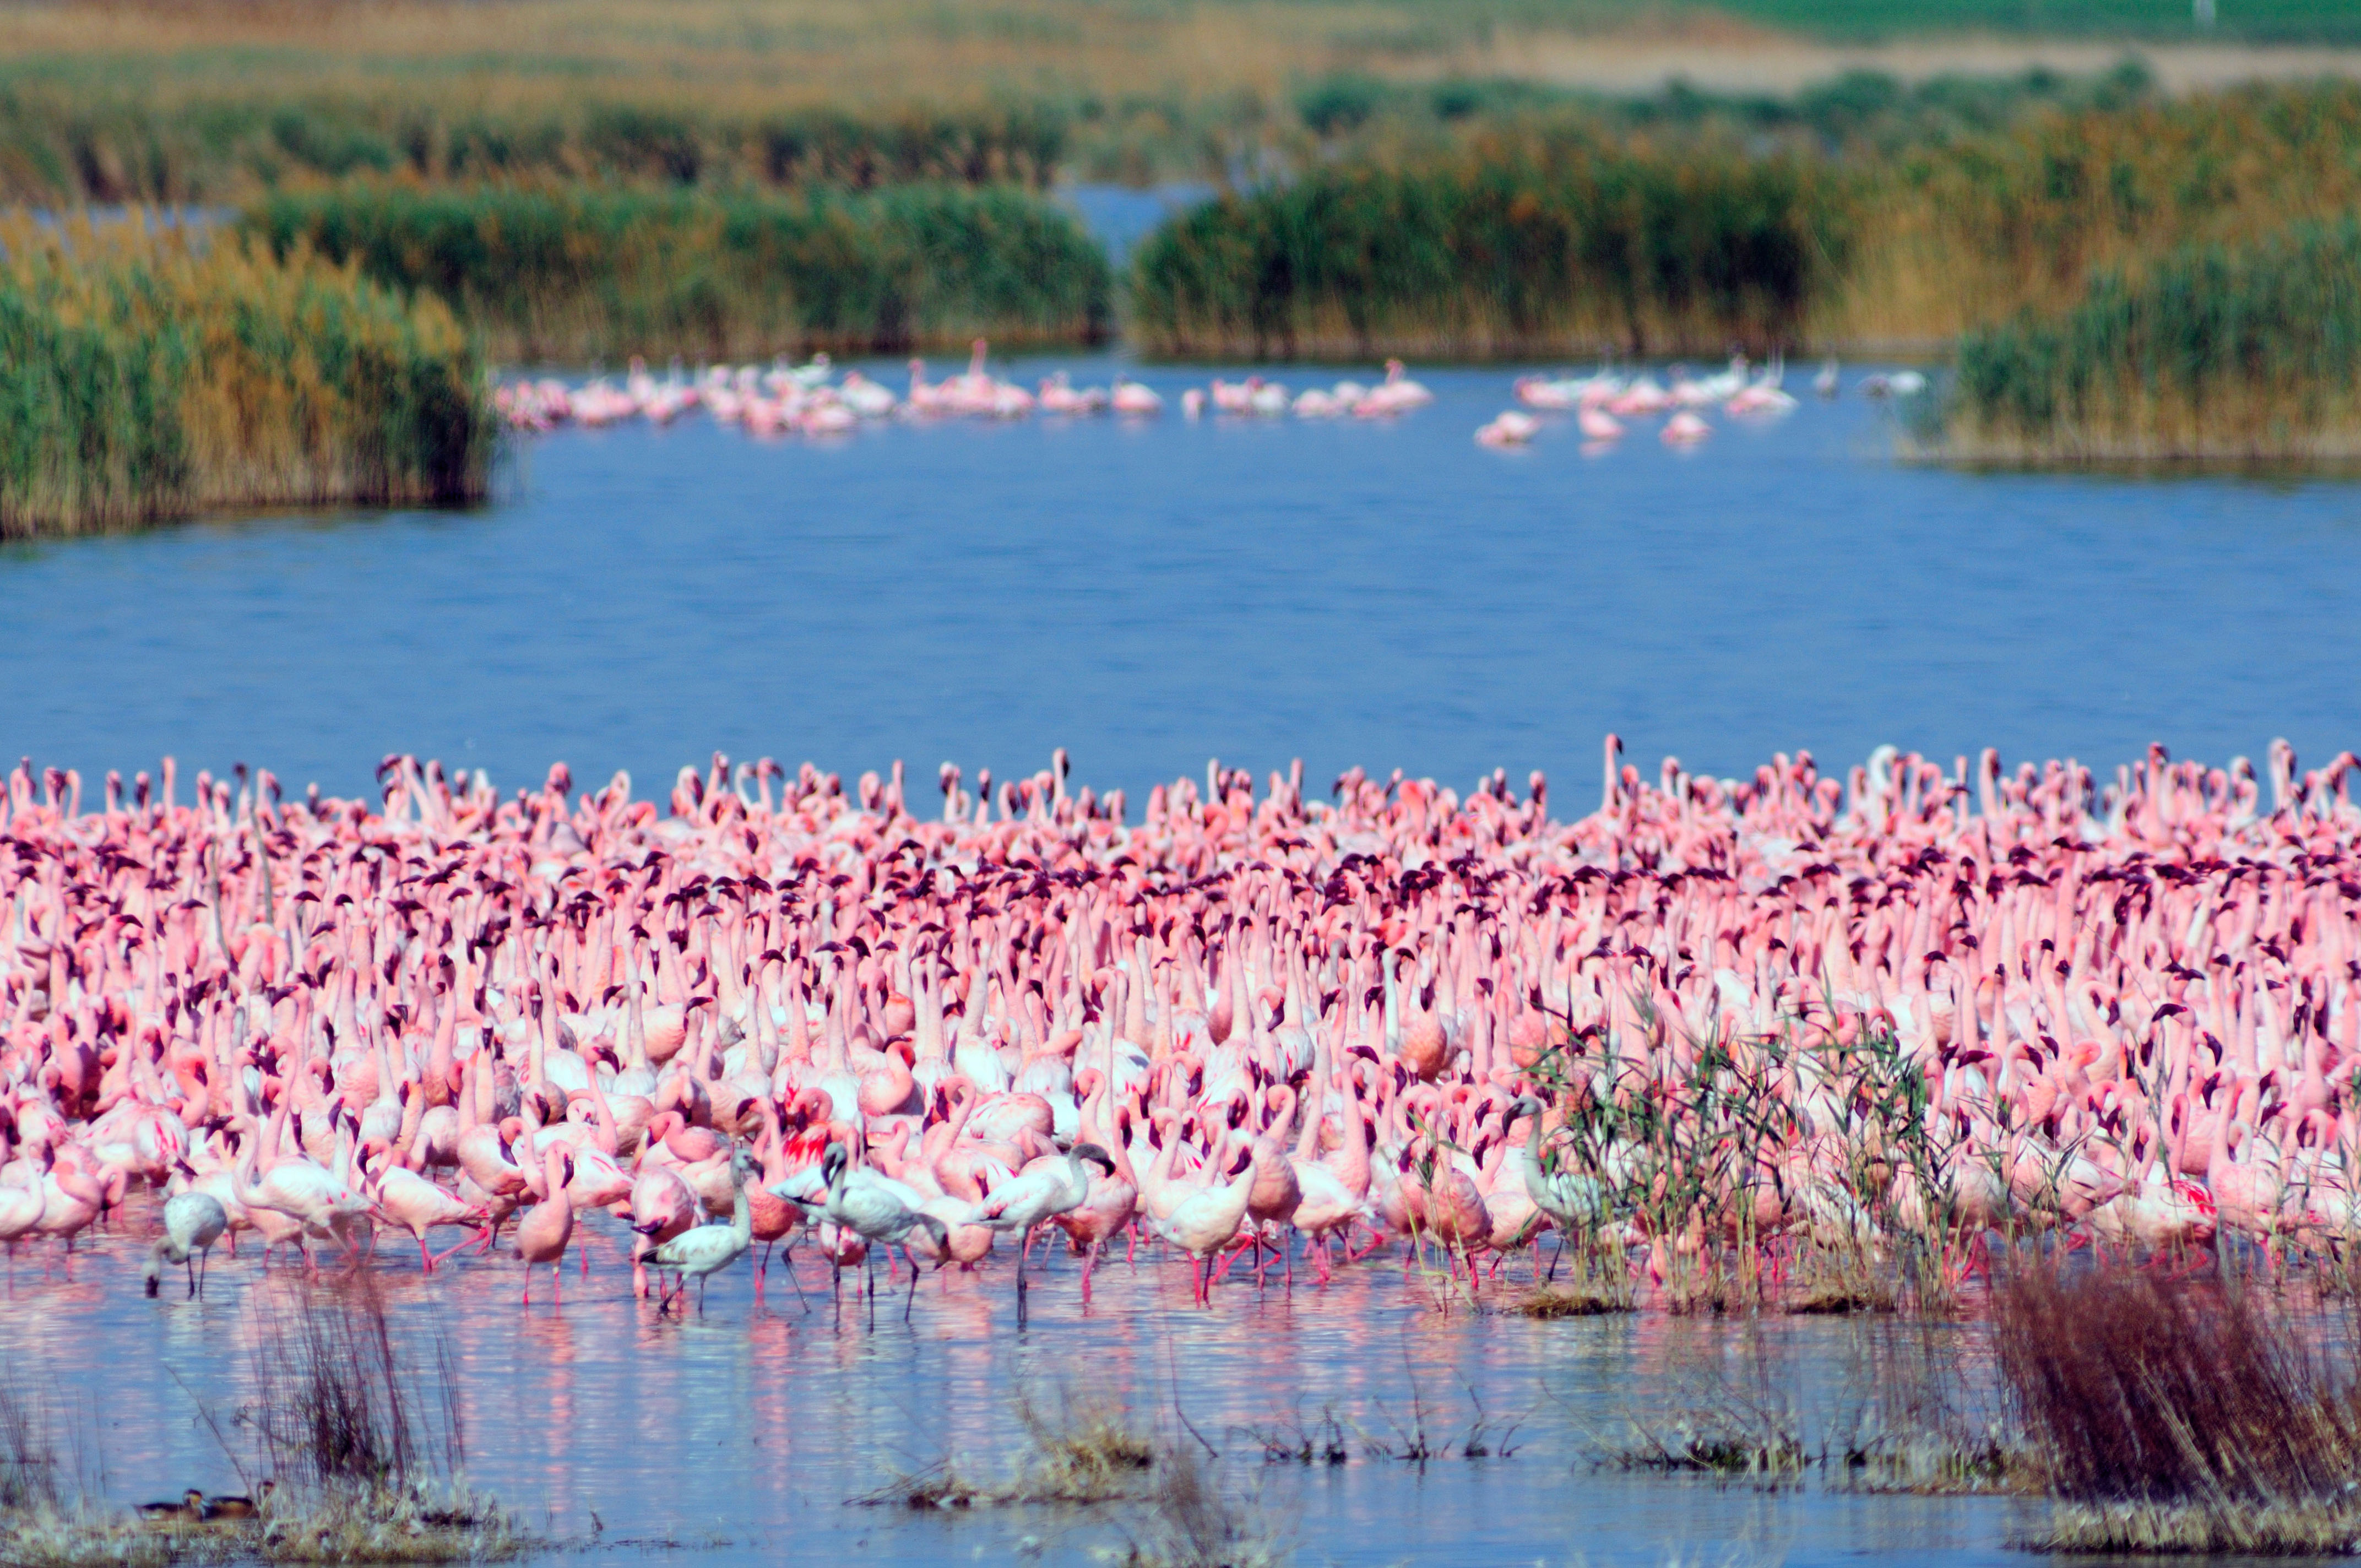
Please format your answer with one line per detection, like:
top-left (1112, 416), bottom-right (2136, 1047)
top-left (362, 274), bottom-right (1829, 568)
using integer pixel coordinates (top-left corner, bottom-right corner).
top-left (1060, 183), bottom-right (1216, 264)
top-left (3, 357), bottom-right (2353, 808)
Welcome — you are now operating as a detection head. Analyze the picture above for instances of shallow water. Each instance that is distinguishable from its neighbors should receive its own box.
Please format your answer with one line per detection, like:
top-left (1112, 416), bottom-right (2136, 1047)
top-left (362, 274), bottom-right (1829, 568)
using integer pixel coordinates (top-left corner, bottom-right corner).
top-left (3, 357), bottom-right (2357, 808)
top-left (6, 1196), bottom-right (2027, 1567)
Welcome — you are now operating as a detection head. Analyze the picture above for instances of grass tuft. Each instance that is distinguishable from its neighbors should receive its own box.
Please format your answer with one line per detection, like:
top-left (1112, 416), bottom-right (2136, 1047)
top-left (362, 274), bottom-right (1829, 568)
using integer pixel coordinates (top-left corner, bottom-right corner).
top-left (1515, 1281), bottom-right (1637, 1318)
top-left (854, 1392), bottom-right (1159, 1509)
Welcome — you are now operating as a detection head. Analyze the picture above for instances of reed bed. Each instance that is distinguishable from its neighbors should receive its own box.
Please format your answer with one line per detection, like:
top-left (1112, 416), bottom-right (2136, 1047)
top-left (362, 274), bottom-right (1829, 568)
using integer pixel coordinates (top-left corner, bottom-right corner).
top-left (243, 181), bottom-right (1111, 361)
top-left (1291, 58), bottom-right (2157, 158)
top-left (0, 50), bottom-right (2166, 203)
top-left (1132, 80), bottom-right (2361, 360)
top-left (0, 215), bottom-right (492, 538)
top-left (1132, 149), bottom-right (1844, 360)
top-left (0, 91), bottom-right (1068, 204)
top-left (1998, 1267), bottom-right (2361, 1552)
top-left (1936, 217), bottom-right (2361, 461)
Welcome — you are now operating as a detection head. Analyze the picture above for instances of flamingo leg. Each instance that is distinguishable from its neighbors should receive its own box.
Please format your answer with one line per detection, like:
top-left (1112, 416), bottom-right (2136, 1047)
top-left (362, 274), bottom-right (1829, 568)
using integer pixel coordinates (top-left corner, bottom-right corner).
top-left (1014, 1224), bottom-right (1030, 1328)
top-left (782, 1243), bottom-right (810, 1311)
top-left (430, 1233), bottom-right (481, 1267)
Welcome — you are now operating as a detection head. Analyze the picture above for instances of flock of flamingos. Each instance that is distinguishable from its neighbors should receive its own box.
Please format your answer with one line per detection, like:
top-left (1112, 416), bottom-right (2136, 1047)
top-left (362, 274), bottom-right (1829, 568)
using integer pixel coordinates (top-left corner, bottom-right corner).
top-left (490, 344), bottom-right (1893, 452)
top-left (0, 732), bottom-right (2347, 1320)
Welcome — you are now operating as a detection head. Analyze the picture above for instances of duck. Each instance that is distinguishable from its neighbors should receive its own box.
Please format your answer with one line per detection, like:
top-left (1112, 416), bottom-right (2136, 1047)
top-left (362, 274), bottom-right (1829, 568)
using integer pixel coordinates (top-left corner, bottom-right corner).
top-left (206, 1480), bottom-right (274, 1520)
top-left (138, 1489), bottom-right (210, 1523)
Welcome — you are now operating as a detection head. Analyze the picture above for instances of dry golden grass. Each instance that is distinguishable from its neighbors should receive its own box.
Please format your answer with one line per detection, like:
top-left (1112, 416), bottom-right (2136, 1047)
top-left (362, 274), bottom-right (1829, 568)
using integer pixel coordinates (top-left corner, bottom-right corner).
top-left (2018, 1496), bottom-right (2361, 1554)
top-left (0, 0), bottom-right (1561, 113)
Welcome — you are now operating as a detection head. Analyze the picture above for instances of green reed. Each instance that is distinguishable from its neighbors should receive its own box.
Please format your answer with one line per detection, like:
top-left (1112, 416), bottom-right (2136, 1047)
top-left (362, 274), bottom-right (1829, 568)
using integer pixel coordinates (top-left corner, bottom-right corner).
top-left (0, 90), bottom-right (1067, 205)
top-left (1941, 217), bottom-right (2361, 460)
top-left (1131, 146), bottom-right (1846, 360)
top-left (0, 216), bottom-right (492, 538)
top-left (1133, 80), bottom-right (2361, 361)
top-left (242, 181), bottom-right (1112, 362)
top-left (1290, 58), bottom-right (2156, 159)
top-left (1520, 986), bottom-right (1996, 1315)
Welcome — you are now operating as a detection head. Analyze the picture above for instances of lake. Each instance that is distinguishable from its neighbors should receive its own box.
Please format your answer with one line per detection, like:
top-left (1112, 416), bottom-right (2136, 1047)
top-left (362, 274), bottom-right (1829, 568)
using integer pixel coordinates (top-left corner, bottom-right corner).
top-left (3, 356), bottom-right (2354, 813)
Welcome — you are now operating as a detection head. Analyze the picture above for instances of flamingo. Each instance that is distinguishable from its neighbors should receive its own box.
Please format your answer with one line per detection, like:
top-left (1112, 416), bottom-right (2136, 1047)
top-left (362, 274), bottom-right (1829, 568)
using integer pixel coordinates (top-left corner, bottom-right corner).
top-left (144, 1191), bottom-right (228, 1298)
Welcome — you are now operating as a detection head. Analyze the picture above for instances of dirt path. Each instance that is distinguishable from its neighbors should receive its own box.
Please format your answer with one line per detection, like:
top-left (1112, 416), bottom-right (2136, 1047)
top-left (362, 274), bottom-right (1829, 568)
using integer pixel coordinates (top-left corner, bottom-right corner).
top-left (1480, 30), bottom-right (2361, 93)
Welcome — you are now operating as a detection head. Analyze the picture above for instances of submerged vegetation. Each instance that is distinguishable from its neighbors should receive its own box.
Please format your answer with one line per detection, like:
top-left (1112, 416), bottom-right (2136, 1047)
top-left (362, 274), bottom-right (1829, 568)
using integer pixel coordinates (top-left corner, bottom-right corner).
top-left (854, 1391), bottom-right (1289, 1565)
top-left (0, 216), bottom-right (492, 538)
top-left (245, 182), bottom-right (1112, 360)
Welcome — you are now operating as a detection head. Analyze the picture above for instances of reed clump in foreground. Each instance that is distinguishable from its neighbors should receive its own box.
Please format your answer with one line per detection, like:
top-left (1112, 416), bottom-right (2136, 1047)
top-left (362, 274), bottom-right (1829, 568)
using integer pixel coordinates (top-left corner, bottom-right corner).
top-left (858, 1392), bottom-right (1159, 1509)
top-left (1933, 216), bottom-right (2361, 463)
top-left (851, 1390), bottom-right (1285, 1562)
top-left (0, 1277), bottom-right (533, 1565)
top-left (0, 215), bottom-right (493, 538)
top-left (1998, 1265), bottom-right (2361, 1554)
top-left (244, 180), bottom-right (1112, 362)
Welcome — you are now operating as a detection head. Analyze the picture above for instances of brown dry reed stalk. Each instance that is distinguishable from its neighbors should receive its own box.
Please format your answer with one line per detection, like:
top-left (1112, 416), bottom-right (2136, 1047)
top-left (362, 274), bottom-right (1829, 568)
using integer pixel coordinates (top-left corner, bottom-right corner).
top-left (0, 1380), bottom-right (62, 1513)
top-left (0, 213), bottom-right (493, 537)
top-left (1995, 1265), bottom-right (2361, 1507)
top-left (1112, 1443), bottom-right (1290, 1568)
top-left (248, 1273), bottom-right (464, 1495)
